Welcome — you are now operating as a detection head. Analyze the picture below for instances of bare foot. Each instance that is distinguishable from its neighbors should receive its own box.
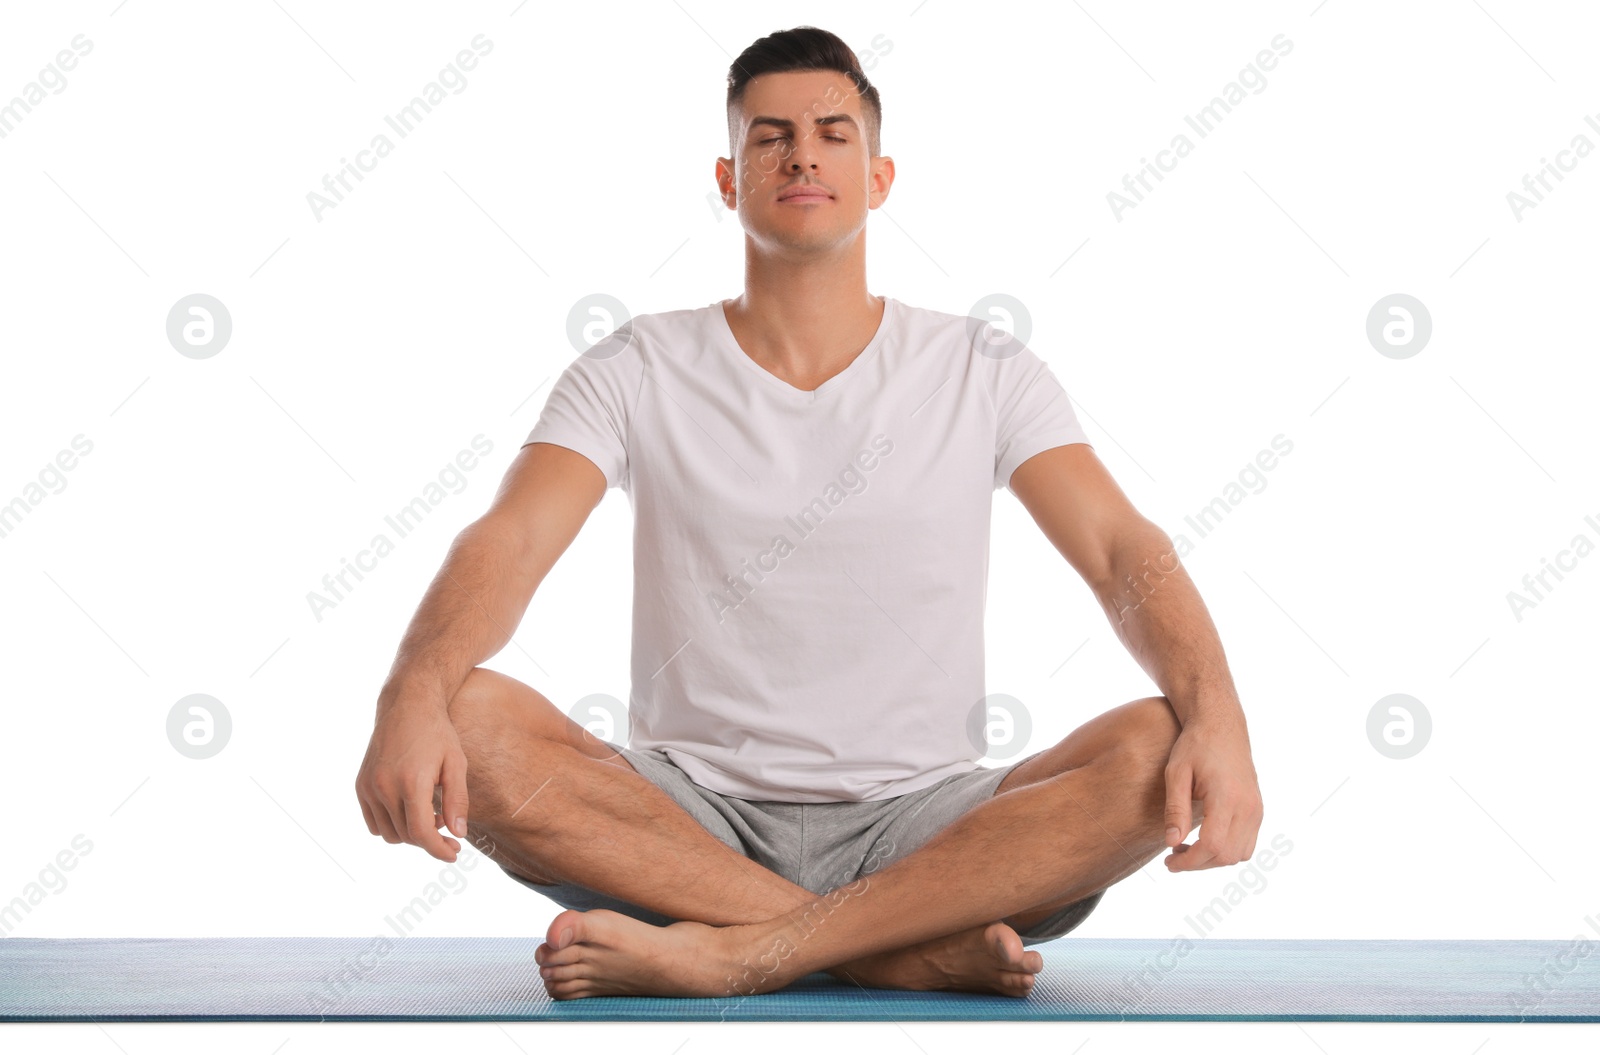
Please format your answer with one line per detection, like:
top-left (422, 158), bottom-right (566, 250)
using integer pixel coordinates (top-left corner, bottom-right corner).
top-left (826, 921), bottom-right (1042, 997)
top-left (532, 909), bottom-right (1042, 1000)
top-left (532, 908), bottom-right (768, 999)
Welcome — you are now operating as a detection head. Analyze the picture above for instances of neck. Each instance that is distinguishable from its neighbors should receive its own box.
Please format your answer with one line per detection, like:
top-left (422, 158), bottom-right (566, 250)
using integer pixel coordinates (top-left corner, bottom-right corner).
top-left (726, 239), bottom-right (881, 378)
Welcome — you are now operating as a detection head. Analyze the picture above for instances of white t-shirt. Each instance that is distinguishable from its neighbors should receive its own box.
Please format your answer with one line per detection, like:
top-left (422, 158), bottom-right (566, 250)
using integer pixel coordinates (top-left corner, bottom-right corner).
top-left (522, 295), bottom-right (1092, 803)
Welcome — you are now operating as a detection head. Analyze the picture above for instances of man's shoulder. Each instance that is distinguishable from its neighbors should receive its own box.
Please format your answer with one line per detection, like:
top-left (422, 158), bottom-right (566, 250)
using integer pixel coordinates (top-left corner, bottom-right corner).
top-left (560, 302), bottom-right (712, 370)
top-left (635, 302), bottom-right (715, 326)
top-left (890, 296), bottom-right (965, 329)
top-left (623, 301), bottom-right (718, 337)
top-left (888, 297), bottom-right (1041, 373)
top-left (888, 297), bottom-right (995, 349)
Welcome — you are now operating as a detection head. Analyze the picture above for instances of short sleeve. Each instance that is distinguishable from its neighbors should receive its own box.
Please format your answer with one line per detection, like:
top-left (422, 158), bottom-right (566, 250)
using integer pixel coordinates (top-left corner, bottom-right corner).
top-left (522, 333), bottom-right (643, 491)
top-left (990, 342), bottom-right (1093, 493)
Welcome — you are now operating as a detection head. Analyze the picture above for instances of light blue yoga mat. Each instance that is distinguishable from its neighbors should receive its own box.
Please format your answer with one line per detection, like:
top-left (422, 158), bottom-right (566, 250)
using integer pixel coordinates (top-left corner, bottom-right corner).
top-left (0, 936), bottom-right (1594, 1021)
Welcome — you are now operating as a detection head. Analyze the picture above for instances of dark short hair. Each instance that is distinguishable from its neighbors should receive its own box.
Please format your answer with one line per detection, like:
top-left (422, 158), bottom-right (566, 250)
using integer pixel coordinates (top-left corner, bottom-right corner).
top-left (726, 26), bottom-right (881, 158)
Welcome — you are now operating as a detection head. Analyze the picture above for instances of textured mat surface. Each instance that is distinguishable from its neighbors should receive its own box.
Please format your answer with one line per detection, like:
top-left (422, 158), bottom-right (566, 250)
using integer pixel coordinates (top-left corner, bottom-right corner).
top-left (1, 936), bottom-right (1595, 1021)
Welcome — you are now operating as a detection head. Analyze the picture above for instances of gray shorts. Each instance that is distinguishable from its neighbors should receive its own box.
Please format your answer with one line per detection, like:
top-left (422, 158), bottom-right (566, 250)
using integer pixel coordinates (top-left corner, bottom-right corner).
top-left (499, 741), bottom-right (1105, 947)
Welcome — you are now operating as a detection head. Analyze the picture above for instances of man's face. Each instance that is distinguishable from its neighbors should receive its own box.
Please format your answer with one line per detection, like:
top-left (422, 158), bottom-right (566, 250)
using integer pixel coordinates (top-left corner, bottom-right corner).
top-left (718, 70), bottom-right (892, 252)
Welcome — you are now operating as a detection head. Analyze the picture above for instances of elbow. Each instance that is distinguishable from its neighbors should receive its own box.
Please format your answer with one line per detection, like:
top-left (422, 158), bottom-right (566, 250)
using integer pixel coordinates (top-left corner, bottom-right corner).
top-left (1092, 519), bottom-right (1182, 599)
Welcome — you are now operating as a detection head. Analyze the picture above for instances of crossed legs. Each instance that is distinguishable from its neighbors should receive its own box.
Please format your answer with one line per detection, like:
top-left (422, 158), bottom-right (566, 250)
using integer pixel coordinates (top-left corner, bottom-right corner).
top-left (449, 668), bottom-right (1187, 998)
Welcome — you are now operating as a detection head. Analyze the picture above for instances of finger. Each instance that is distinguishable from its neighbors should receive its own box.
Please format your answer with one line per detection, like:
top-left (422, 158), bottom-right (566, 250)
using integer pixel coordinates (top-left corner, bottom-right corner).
top-left (1194, 795), bottom-right (1240, 861)
top-left (1163, 764), bottom-right (1193, 847)
top-left (399, 786), bottom-right (449, 861)
top-left (440, 751), bottom-right (470, 840)
top-left (1169, 812), bottom-right (1237, 873)
top-left (372, 790), bottom-right (406, 844)
top-left (1238, 799), bottom-right (1265, 859)
top-left (430, 827), bottom-right (462, 855)
top-left (1207, 811), bottom-right (1240, 865)
top-left (429, 814), bottom-right (464, 856)
top-left (357, 793), bottom-right (380, 837)
top-left (1167, 836), bottom-right (1218, 872)
top-left (1182, 839), bottom-right (1224, 871)
top-left (403, 779), bottom-right (456, 862)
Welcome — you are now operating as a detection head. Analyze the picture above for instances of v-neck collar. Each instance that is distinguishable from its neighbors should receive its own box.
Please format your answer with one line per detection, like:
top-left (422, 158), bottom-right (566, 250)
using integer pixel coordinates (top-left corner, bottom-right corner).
top-left (712, 296), bottom-right (893, 400)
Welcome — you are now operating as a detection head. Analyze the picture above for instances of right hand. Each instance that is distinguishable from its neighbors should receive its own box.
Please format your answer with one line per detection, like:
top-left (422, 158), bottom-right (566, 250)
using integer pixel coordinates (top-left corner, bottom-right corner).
top-left (355, 694), bottom-right (469, 863)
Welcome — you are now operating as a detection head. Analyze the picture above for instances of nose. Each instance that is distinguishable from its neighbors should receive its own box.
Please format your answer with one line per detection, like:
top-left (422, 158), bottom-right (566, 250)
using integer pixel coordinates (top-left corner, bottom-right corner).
top-left (785, 133), bottom-right (821, 172)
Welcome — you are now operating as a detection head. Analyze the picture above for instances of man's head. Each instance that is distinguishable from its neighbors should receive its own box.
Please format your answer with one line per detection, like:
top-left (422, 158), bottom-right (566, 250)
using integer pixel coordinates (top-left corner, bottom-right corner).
top-left (719, 26), bottom-right (892, 251)
top-left (726, 26), bottom-right (882, 160)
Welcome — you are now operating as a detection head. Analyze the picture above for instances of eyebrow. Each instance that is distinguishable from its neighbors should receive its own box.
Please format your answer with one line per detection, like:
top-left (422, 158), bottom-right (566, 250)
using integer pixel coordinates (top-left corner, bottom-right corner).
top-left (747, 113), bottom-right (859, 136)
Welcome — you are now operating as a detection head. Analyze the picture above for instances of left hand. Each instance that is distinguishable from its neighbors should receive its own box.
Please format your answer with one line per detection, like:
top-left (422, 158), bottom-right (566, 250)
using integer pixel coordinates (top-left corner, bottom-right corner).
top-left (1162, 717), bottom-right (1263, 873)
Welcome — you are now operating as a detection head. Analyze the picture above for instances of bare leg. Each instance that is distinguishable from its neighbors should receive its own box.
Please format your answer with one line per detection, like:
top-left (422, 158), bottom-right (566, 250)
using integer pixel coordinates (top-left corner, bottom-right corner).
top-left (449, 668), bottom-right (1048, 994)
top-left (531, 696), bottom-right (1189, 999)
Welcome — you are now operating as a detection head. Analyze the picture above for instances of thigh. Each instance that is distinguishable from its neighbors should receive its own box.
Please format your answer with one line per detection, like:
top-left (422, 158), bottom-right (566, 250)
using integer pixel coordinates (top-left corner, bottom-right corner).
top-left (500, 857), bottom-right (681, 927)
top-left (496, 739), bottom-right (791, 924)
top-left (994, 695), bottom-right (1180, 796)
top-left (799, 765), bottom-right (1013, 893)
top-left (823, 764), bottom-right (1105, 946)
top-left (1011, 888), bottom-right (1106, 946)
top-left (448, 666), bottom-right (640, 773)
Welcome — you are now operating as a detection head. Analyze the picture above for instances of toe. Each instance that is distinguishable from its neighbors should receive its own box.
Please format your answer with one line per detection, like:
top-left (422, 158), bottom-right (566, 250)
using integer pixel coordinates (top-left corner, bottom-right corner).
top-left (546, 907), bottom-right (628, 952)
top-left (985, 922), bottom-right (1028, 968)
top-left (540, 962), bottom-right (591, 983)
top-left (545, 908), bottom-right (585, 951)
top-left (999, 969), bottom-right (1037, 996)
top-left (548, 979), bottom-right (590, 1000)
top-left (540, 943), bottom-right (586, 967)
top-left (1023, 950), bottom-right (1044, 973)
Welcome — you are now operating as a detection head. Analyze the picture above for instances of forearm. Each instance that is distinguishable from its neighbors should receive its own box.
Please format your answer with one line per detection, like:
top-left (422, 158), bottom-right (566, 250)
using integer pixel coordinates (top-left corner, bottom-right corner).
top-left (1092, 519), bottom-right (1243, 729)
top-left (378, 520), bottom-right (536, 714)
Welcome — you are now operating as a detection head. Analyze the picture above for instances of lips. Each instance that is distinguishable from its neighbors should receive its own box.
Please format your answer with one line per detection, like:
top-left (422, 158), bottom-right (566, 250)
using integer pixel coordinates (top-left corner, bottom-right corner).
top-left (778, 186), bottom-right (832, 201)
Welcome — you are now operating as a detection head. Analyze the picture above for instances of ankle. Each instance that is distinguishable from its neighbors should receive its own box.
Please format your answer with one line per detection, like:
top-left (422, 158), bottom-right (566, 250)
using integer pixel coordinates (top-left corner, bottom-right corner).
top-left (720, 919), bottom-right (811, 996)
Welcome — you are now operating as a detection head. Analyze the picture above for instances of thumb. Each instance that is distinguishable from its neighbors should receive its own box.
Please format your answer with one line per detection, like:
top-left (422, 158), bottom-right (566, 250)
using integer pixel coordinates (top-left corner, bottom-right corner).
top-left (441, 751), bottom-right (469, 840)
top-left (1164, 764), bottom-right (1192, 846)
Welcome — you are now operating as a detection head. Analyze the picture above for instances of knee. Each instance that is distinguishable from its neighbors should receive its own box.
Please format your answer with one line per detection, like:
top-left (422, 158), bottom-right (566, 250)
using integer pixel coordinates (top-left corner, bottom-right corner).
top-left (1105, 696), bottom-right (1183, 818)
top-left (1108, 695), bottom-right (1182, 768)
top-left (446, 669), bottom-right (552, 820)
top-left (446, 667), bottom-right (513, 761)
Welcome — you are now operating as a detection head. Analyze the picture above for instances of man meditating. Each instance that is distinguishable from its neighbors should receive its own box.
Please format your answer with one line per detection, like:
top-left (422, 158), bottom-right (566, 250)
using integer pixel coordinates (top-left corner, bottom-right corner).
top-left (355, 25), bottom-right (1263, 1001)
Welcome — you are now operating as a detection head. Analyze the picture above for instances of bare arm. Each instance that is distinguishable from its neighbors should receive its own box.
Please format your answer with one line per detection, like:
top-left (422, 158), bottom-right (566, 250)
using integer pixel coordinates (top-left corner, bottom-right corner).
top-left (377, 441), bottom-right (606, 710)
top-left (356, 441), bottom-right (606, 861)
top-left (1008, 443), bottom-right (1241, 727)
top-left (1009, 443), bottom-right (1262, 872)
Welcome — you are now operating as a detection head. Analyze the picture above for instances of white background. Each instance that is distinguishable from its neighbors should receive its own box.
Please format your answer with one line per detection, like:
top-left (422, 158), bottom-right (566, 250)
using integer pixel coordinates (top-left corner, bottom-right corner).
top-left (2, 0), bottom-right (1596, 1051)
